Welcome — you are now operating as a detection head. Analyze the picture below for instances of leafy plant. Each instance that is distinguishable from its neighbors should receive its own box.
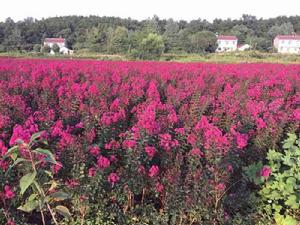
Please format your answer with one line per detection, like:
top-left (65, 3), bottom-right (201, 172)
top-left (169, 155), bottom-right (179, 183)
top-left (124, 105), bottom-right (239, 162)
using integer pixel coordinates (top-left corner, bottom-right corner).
top-left (244, 133), bottom-right (300, 225)
top-left (3, 132), bottom-right (71, 225)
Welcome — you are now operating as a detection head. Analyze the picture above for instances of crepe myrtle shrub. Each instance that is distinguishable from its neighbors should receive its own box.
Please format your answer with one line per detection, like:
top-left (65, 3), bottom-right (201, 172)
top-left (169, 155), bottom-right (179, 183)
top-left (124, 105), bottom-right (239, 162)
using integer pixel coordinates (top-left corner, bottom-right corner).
top-left (244, 133), bottom-right (300, 225)
top-left (1, 132), bottom-right (71, 225)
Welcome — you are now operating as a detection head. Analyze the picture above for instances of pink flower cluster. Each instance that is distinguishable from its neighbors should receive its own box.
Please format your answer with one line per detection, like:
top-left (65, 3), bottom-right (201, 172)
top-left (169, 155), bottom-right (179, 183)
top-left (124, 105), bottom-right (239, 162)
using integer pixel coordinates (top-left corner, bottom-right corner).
top-left (1, 185), bottom-right (15, 199)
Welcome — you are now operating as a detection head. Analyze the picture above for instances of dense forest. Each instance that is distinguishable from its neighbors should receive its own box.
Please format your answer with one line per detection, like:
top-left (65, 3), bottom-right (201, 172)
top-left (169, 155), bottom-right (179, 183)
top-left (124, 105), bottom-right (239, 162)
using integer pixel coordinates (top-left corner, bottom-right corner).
top-left (0, 14), bottom-right (299, 56)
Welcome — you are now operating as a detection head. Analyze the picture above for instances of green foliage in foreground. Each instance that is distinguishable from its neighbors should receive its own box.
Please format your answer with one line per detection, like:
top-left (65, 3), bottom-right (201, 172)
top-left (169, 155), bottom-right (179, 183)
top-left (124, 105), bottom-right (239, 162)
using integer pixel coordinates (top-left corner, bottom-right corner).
top-left (244, 133), bottom-right (300, 225)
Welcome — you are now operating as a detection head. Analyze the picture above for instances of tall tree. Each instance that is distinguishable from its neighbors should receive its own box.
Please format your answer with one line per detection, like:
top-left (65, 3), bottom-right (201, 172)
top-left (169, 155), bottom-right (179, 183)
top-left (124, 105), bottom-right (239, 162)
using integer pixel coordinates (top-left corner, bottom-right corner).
top-left (107, 26), bottom-right (129, 54)
top-left (163, 19), bottom-right (180, 53)
top-left (267, 22), bottom-right (294, 39)
top-left (190, 31), bottom-right (217, 53)
top-left (138, 33), bottom-right (164, 60)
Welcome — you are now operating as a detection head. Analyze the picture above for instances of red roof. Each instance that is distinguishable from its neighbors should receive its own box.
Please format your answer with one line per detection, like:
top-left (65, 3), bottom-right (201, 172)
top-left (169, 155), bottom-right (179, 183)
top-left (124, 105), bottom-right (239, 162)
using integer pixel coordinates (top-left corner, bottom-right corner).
top-left (275, 35), bottom-right (300, 40)
top-left (217, 36), bottom-right (238, 40)
top-left (44, 38), bottom-right (65, 43)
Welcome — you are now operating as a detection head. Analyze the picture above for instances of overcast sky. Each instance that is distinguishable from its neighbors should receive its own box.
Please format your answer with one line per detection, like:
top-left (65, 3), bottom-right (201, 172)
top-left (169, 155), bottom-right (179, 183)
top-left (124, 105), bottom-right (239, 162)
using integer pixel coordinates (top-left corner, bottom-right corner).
top-left (1, 0), bottom-right (300, 22)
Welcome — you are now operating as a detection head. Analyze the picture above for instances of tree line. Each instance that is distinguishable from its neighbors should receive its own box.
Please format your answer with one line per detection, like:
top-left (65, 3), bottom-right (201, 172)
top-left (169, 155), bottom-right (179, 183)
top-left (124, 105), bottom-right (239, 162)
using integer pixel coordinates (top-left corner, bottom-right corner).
top-left (0, 14), bottom-right (299, 59)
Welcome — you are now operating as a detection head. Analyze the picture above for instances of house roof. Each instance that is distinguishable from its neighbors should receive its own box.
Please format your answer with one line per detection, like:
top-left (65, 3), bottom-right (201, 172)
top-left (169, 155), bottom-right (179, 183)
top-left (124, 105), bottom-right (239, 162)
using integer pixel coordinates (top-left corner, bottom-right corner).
top-left (275, 35), bottom-right (300, 40)
top-left (217, 36), bottom-right (238, 40)
top-left (44, 38), bottom-right (65, 43)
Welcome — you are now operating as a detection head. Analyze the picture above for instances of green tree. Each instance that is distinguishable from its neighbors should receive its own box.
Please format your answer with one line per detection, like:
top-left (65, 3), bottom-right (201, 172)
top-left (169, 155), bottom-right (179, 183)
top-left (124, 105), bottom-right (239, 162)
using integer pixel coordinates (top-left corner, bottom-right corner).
top-left (267, 22), bottom-right (294, 39)
top-left (163, 19), bottom-right (180, 53)
top-left (33, 44), bottom-right (41, 52)
top-left (178, 29), bottom-right (193, 52)
top-left (85, 26), bottom-right (108, 52)
top-left (231, 24), bottom-right (253, 43)
top-left (107, 26), bottom-right (129, 54)
top-left (52, 43), bottom-right (60, 53)
top-left (42, 45), bottom-right (51, 53)
top-left (138, 33), bottom-right (164, 60)
top-left (142, 15), bottom-right (161, 34)
top-left (190, 31), bottom-right (217, 53)
top-left (0, 44), bottom-right (5, 52)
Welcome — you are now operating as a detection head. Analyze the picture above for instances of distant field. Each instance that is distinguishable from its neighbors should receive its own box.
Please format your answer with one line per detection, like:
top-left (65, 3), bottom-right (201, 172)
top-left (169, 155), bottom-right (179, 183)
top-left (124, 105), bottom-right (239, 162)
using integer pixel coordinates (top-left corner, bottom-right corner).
top-left (1, 51), bottom-right (300, 64)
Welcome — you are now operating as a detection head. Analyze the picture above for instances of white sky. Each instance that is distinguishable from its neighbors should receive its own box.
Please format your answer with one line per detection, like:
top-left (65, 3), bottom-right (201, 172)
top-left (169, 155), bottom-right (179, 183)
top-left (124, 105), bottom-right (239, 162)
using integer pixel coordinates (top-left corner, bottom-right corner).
top-left (0, 0), bottom-right (300, 22)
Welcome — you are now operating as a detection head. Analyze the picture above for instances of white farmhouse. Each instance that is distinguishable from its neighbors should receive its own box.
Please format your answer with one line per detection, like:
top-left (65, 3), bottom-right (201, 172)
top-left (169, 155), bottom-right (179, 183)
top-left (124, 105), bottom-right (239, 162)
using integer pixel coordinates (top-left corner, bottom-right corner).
top-left (43, 38), bottom-right (73, 55)
top-left (216, 36), bottom-right (238, 52)
top-left (44, 38), bottom-right (66, 48)
top-left (274, 35), bottom-right (300, 54)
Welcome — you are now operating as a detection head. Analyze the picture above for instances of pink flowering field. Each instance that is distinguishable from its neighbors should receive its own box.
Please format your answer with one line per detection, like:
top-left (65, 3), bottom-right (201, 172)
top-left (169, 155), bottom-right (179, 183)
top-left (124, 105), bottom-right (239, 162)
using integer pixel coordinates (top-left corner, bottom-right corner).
top-left (0, 58), bottom-right (299, 224)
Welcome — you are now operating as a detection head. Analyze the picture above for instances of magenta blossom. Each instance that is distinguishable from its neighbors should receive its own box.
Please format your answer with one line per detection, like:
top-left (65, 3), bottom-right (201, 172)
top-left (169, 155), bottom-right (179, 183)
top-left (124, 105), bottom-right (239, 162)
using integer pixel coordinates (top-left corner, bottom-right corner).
top-left (190, 148), bottom-right (203, 158)
top-left (122, 139), bottom-right (136, 149)
top-left (145, 146), bottom-right (156, 158)
top-left (89, 146), bottom-right (100, 156)
top-left (261, 166), bottom-right (272, 179)
top-left (149, 165), bottom-right (159, 177)
top-left (4, 185), bottom-right (15, 199)
top-left (108, 172), bottom-right (120, 185)
top-left (216, 183), bottom-right (226, 191)
top-left (65, 179), bottom-right (80, 189)
top-left (97, 156), bottom-right (110, 169)
top-left (88, 167), bottom-right (97, 177)
top-left (155, 182), bottom-right (164, 193)
top-left (175, 128), bottom-right (185, 135)
top-left (51, 162), bottom-right (62, 174)
top-left (7, 219), bottom-right (15, 225)
top-left (236, 133), bottom-right (248, 149)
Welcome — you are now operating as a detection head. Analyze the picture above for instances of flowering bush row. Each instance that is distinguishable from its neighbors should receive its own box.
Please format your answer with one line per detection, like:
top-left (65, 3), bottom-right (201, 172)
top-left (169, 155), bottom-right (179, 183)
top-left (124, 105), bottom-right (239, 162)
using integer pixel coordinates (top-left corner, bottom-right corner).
top-left (0, 58), bottom-right (299, 224)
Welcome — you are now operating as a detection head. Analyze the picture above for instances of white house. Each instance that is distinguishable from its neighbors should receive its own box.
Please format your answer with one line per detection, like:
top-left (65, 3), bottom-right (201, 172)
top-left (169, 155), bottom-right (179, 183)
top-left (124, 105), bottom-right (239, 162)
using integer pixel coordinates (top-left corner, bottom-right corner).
top-left (59, 46), bottom-right (74, 55)
top-left (216, 36), bottom-right (238, 52)
top-left (273, 35), bottom-right (300, 54)
top-left (44, 38), bottom-right (73, 55)
top-left (44, 38), bottom-right (66, 48)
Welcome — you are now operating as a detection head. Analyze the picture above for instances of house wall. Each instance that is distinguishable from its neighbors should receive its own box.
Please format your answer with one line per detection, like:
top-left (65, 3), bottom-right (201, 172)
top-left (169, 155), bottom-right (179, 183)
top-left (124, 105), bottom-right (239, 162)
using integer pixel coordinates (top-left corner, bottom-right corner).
top-left (43, 42), bottom-right (65, 48)
top-left (274, 39), bottom-right (300, 54)
top-left (216, 40), bottom-right (238, 52)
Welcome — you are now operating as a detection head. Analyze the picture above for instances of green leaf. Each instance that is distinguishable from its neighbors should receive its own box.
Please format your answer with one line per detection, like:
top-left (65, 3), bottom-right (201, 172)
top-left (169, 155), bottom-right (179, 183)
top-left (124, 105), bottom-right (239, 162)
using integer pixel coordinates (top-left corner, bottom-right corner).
top-left (30, 132), bottom-right (43, 142)
top-left (55, 205), bottom-right (71, 218)
top-left (3, 146), bottom-right (19, 160)
top-left (5, 158), bottom-right (28, 175)
top-left (283, 215), bottom-right (298, 225)
top-left (243, 161), bottom-right (263, 184)
top-left (33, 148), bottom-right (57, 164)
top-left (285, 195), bottom-right (298, 209)
top-left (283, 134), bottom-right (297, 149)
top-left (33, 181), bottom-right (43, 195)
top-left (20, 171), bottom-right (37, 195)
top-left (286, 177), bottom-right (296, 185)
top-left (272, 203), bottom-right (282, 212)
top-left (28, 193), bottom-right (38, 201)
top-left (267, 149), bottom-right (283, 162)
top-left (18, 200), bottom-right (39, 213)
top-left (50, 191), bottom-right (70, 201)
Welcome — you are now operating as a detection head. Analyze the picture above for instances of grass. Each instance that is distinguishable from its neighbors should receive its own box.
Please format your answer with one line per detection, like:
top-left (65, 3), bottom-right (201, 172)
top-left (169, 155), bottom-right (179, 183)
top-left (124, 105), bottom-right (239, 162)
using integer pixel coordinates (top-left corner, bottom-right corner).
top-left (162, 51), bottom-right (300, 64)
top-left (1, 51), bottom-right (300, 64)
